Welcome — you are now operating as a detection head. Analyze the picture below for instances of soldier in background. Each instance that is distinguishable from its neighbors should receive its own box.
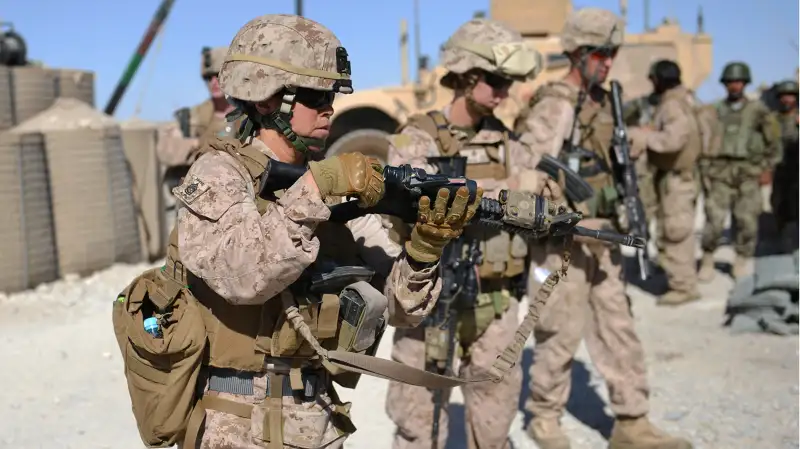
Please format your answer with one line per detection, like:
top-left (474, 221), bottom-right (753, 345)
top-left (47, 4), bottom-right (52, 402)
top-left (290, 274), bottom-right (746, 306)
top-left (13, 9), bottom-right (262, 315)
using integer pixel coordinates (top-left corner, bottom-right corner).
top-left (770, 80), bottom-right (799, 234)
top-left (628, 60), bottom-right (702, 306)
top-left (516, 7), bottom-right (693, 449)
top-left (156, 46), bottom-right (236, 190)
top-left (698, 62), bottom-right (782, 281)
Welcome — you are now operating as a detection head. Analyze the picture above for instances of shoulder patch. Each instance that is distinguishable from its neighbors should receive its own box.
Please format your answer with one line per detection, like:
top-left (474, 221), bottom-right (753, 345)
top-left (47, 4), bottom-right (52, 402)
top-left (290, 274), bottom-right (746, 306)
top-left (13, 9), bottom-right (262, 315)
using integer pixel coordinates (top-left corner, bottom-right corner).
top-left (173, 175), bottom-right (210, 205)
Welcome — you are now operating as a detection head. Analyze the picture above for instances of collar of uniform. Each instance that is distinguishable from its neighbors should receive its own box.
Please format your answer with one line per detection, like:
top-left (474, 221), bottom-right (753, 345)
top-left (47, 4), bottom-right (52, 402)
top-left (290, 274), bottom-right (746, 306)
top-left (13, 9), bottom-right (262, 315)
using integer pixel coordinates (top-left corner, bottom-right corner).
top-left (247, 135), bottom-right (282, 161)
top-left (441, 104), bottom-right (505, 146)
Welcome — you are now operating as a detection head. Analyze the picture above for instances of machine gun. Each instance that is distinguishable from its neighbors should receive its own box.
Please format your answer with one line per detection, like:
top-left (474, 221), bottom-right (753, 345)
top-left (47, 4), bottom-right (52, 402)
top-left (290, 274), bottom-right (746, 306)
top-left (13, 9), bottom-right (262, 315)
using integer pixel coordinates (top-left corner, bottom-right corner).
top-left (421, 156), bottom-right (479, 449)
top-left (259, 159), bottom-right (646, 249)
top-left (609, 80), bottom-right (650, 280)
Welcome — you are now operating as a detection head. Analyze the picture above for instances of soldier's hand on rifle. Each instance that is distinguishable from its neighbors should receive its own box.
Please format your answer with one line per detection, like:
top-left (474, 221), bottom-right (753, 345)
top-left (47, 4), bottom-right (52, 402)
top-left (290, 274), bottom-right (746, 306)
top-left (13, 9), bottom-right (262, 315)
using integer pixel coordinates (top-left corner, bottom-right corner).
top-left (308, 152), bottom-right (385, 208)
top-left (541, 178), bottom-right (564, 202)
top-left (405, 186), bottom-right (484, 263)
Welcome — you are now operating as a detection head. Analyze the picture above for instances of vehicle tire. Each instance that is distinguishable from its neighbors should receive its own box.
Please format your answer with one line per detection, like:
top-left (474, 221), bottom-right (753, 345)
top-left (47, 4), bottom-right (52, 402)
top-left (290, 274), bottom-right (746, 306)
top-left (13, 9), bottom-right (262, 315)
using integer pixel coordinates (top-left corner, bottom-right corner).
top-left (326, 128), bottom-right (390, 165)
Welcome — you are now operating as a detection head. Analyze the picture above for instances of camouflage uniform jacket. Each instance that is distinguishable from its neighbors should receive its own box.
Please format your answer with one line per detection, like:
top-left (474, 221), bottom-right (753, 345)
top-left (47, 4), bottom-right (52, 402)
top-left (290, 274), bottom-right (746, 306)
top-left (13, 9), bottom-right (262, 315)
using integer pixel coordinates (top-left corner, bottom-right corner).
top-left (387, 105), bottom-right (546, 198)
top-left (628, 85), bottom-right (702, 171)
top-left (174, 137), bottom-right (443, 328)
top-left (157, 99), bottom-right (233, 167)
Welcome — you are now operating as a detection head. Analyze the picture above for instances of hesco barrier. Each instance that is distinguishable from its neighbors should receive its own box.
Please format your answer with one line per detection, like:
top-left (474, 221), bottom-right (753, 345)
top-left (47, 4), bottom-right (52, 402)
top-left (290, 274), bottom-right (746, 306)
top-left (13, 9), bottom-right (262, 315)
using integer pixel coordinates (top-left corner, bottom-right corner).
top-left (0, 132), bottom-right (59, 293)
top-left (120, 118), bottom-right (167, 261)
top-left (11, 98), bottom-right (141, 277)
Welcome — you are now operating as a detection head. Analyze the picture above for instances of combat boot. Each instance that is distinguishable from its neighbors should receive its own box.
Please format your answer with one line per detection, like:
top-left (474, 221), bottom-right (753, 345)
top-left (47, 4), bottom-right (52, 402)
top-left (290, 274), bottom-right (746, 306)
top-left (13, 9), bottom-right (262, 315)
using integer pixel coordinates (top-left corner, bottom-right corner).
top-left (697, 252), bottom-right (716, 283)
top-left (526, 418), bottom-right (571, 449)
top-left (658, 289), bottom-right (700, 307)
top-left (732, 255), bottom-right (752, 279)
top-left (607, 416), bottom-right (693, 449)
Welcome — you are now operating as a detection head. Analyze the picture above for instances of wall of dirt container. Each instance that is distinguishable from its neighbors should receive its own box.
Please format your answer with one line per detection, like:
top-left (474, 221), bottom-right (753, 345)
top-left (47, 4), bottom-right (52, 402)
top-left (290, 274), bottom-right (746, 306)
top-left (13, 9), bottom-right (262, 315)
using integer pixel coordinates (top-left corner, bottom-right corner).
top-left (11, 98), bottom-right (142, 277)
top-left (120, 119), bottom-right (168, 261)
top-left (0, 66), bottom-right (96, 133)
top-left (0, 65), bottom-right (58, 132)
top-left (0, 132), bottom-right (59, 293)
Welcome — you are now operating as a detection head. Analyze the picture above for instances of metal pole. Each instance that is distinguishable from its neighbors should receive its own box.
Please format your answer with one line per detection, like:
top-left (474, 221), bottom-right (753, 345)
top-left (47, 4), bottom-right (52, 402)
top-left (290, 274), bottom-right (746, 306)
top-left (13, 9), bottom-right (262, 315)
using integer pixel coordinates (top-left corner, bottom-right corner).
top-left (296, 0), bottom-right (303, 16)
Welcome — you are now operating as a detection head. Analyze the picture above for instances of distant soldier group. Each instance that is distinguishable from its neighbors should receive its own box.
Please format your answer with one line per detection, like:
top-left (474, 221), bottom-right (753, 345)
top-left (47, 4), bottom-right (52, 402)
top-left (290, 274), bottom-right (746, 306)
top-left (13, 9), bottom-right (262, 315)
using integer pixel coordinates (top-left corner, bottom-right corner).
top-left (112, 6), bottom-right (796, 449)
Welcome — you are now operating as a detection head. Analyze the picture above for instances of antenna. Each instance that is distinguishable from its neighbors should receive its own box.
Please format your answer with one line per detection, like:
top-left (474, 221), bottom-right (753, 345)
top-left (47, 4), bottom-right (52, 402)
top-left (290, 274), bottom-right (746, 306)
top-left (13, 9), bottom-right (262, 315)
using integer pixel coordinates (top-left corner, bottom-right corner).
top-left (619, 0), bottom-right (628, 27)
top-left (644, 0), bottom-right (651, 31)
top-left (697, 6), bottom-right (705, 33)
top-left (414, 0), bottom-right (422, 84)
top-left (400, 19), bottom-right (409, 85)
top-left (295, 0), bottom-right (303, 16)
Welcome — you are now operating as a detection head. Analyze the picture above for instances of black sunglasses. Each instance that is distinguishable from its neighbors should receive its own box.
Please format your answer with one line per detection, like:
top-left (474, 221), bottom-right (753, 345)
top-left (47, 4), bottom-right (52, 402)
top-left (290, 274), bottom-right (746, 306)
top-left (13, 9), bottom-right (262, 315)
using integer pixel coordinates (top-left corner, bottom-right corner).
top-left (294, 87), bottom-right (336, 109)
top-left (481, 71), bottom-right (514, 90)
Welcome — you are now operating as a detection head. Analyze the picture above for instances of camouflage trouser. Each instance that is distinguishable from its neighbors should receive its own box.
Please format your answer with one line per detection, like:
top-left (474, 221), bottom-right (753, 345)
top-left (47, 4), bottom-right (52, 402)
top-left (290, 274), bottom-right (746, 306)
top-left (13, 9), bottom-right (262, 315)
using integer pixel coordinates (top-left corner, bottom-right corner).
top-left (655, 170), bottom-right (698, 293)
top-left (701, 159), bottom-right (762, 257)
top-left (525, 243), bottom-right (650, 420)
top-left (637, 154), bottom-right (659, 222)
top-left (386, 299), bottom-right (522, 449)
top-left (180, 368), bottom-right (349, 449)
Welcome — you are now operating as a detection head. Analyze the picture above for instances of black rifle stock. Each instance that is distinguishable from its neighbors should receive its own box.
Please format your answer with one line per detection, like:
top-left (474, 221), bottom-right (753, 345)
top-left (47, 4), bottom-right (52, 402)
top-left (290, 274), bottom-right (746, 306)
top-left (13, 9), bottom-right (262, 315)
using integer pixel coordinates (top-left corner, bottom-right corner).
top-left (609, 80), bottom-right (651, 280)
top-left (423, 157), bottom-right (478, 449)
top-left (258, 159), bottom-right (646, 249)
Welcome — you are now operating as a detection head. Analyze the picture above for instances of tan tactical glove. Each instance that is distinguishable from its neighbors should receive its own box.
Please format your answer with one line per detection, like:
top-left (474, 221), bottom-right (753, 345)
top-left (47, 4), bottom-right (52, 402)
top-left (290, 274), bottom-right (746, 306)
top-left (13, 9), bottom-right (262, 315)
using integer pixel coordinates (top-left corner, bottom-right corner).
top-left (405, 186), bottom-right (484, 263)
top-left (308, 152), bottom-right (385, 208)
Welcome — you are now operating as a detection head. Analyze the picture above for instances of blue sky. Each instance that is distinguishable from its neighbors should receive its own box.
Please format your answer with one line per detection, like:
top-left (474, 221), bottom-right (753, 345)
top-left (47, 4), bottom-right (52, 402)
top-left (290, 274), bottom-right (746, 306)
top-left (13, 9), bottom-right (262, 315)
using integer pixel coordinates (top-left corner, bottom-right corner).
top-left (5, 0), bottom-right (798, 121)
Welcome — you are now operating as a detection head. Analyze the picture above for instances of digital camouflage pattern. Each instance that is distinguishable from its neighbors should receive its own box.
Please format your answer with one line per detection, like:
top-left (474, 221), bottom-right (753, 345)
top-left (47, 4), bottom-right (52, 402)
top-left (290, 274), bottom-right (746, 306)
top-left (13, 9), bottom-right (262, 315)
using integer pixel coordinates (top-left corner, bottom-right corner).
top-left (174, 137), bottom-right (441, 321)
top-left (629, 85), bottom-right (702, 298)
top-left (386, 301), bottom-right (522, 449)
top-left (384, 105), bottom-right (542, 449)
top-left (439, 18), bottom-right (542, 83)
top-left (219, 14), bottom-right (353, 103)
top-left (519, 79), bottom-right (651, 421)
top-left (559, 7), bottom-right (624, 52)
top-left (201, 46), bottom-right (228, 78)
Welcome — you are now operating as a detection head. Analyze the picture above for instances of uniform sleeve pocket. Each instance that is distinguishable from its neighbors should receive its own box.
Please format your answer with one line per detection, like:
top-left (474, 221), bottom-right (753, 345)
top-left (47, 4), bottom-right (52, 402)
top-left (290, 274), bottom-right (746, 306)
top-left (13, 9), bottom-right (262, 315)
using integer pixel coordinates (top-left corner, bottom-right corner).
top-left (173, 172), bottom-right (249, 221)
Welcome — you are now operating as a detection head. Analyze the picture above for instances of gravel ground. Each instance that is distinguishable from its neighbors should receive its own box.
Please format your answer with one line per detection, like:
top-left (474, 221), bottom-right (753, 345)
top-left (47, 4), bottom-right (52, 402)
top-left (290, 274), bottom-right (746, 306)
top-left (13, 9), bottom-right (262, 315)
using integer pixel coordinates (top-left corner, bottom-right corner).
top-left (0, 196), bottom-right (797, 449)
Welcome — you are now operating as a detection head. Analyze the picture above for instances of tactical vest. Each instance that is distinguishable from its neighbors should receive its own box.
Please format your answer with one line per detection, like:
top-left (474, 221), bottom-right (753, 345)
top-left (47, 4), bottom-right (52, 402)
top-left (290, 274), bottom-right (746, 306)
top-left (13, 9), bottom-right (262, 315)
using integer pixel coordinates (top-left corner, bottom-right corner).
top-left (716, 99), bottom-right (768, 160)
top-left (647, 87), bottom-right (702, 172)
top-left (402, 110), bottom-right (527, 280)
top-left (532, 83), bottom-right (618, 219)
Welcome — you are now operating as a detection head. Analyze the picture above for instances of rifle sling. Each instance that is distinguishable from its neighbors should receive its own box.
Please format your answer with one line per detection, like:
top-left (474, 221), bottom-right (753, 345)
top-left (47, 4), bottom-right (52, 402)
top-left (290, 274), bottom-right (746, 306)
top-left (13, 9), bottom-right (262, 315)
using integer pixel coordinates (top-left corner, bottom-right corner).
top-left (314, 236), bottom-right (574, 388)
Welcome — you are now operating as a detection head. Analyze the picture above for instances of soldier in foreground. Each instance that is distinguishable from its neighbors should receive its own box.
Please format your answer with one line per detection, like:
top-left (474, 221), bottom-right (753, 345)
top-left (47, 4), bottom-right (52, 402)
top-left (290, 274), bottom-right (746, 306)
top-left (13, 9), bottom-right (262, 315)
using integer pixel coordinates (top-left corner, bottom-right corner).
top-left (112, 14), bottom-right (482, 449)
top-left (698, 62), bottom-right (782, 281)
top-left (628, 60), bottom-right (702, 306)
top-left (516, 8), bottom-right (692, 449)
top-left (384, 18), bottom-right (556, 449)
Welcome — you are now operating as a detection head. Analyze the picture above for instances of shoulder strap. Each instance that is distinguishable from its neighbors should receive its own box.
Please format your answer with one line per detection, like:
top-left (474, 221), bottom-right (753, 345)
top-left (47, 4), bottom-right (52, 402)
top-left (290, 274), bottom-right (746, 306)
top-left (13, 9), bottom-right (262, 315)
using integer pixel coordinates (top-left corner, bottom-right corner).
top-left (403, 110), bottom-right (460, 157)
top-left (282, 235), bottom-right (574, 388)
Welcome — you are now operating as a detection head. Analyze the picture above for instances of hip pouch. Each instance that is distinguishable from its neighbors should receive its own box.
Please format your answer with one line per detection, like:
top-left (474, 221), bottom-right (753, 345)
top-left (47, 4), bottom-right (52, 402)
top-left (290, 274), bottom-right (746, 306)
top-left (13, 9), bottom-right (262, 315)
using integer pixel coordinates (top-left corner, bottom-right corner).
top-left (111, 267), bottom-right (208, 448)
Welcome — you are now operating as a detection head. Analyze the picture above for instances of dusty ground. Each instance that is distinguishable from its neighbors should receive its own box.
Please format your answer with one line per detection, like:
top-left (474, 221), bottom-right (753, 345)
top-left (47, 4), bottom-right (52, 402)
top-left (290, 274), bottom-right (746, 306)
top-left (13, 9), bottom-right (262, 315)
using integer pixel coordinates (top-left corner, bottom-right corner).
top-left (0, 198), bottom-right (797, 449)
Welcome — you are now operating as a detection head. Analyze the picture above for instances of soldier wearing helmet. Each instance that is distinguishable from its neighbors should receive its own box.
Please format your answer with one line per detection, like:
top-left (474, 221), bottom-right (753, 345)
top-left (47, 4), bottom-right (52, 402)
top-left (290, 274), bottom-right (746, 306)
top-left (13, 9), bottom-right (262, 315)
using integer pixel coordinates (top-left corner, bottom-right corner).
top-left (113, 14), bottom-right (481, 449)
top-left (383, 17), bottom-right (556, 449)
top-left (627, 59), bottom-right (704, 306)
top-left (770, 79), bottom-right (799, 231)
top-left (516, 8), bottom-right (693, 449)
top-left (156, 46), bottom-right (236, 226)
top-left (697, 61), bottom-right (782, 281)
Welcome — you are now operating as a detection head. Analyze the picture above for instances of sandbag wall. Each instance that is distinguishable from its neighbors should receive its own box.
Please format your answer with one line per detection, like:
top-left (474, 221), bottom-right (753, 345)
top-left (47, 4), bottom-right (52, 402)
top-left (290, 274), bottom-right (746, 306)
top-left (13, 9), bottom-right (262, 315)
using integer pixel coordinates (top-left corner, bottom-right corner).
top-left (120, 119), bottom-right (168, 261)
top-left (0, 132), bottom-right (59, 292)
top-left (10, 98), bottom-right (141, 278)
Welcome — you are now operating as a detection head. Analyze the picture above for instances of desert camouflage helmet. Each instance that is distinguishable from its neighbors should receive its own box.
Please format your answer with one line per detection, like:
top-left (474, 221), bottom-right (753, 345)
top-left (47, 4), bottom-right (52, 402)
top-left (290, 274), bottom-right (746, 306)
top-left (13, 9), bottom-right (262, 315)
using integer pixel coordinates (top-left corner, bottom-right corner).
top-left (219, 14), bottom-right (353, 103)
top-left (439, 18), bottom-right (542, 84)
top-left (775, 79), bottom-right (799, 95)
top-left (201, 46), bottom-right (228, 78)
top-left (560, 7), bottom-right (624, 53)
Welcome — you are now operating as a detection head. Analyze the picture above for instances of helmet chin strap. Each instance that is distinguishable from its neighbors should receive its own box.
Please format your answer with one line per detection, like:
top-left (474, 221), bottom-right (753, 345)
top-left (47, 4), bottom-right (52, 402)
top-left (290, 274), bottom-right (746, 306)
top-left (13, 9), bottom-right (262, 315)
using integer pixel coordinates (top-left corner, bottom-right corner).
top-left (231, 87), bottom-right (327, 162)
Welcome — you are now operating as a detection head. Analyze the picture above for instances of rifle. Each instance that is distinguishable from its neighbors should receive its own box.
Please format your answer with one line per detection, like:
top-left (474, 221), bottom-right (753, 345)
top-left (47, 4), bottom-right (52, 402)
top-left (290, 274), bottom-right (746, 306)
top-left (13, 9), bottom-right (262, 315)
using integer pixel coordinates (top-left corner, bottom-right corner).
top-left (421, 157), bottom-right (479, 449)
top-left (174, 107), bottom-right (191, 138)
top-left (609, 80), bottom-right (650, 280)
top-left (259, 159), bottom-right (647, 249)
